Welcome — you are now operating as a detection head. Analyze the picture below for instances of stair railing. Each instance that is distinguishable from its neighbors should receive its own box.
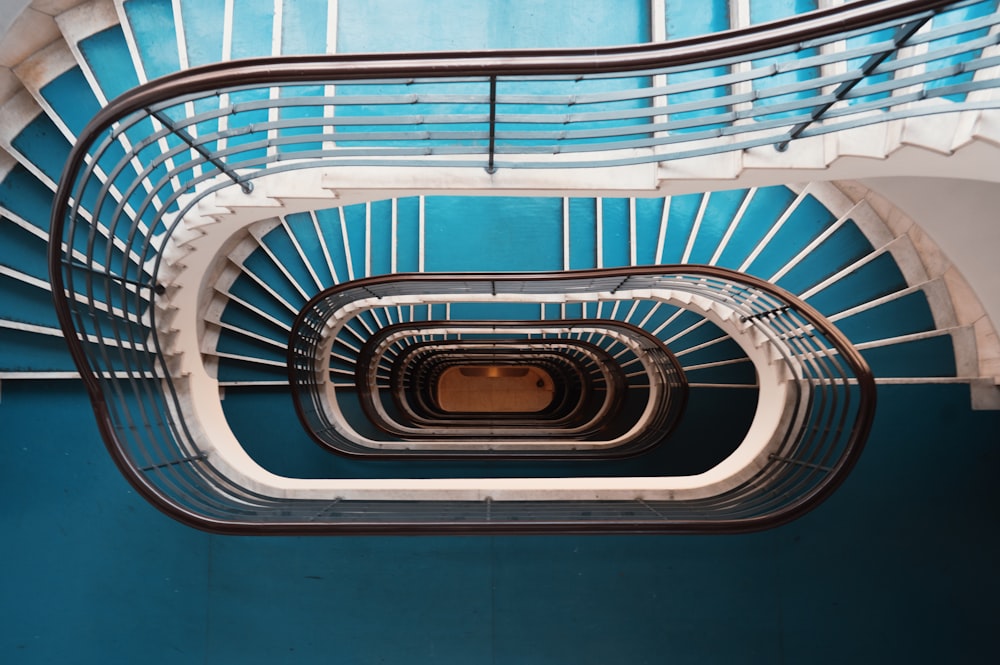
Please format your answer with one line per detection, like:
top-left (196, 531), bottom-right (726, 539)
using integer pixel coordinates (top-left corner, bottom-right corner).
top-left (330, 320), bottom-right (681, 457)
top-left (278, 266), bottom-right (875, 533)
top-left (56, 0), bottom-right (986, 532)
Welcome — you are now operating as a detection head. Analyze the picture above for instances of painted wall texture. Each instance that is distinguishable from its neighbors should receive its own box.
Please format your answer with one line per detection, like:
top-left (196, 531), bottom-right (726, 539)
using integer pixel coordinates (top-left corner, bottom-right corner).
top-left (2, 1), bottom-right (999, 662)
top-left (2, 380), bottom-right (998, 663)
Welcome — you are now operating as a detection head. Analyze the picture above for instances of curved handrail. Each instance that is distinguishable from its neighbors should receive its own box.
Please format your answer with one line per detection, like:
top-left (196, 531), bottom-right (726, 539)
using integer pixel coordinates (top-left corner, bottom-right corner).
top-left (50, 3), bottom-right (1000, 388)
top-left (308, 318), bottom-right (685, 458)
top-left (51, 0), bottom-right (997, 193)
top-left (59, 254), bottom-right (877, 533)
top-left (50, 3), bottom-right (1000, 338)
top-left (51, 0), bottom-right (962, 143)
top-left (391, 344), bottom-right (597, 425)
top-left (278, 265), bottom-right (875, 530)
top-left (38, 1), bottom-right (934, 532)
top-left (384, 337), bottom-right (613, 428)
top-left (49, 1), bottom-right (1000, 390)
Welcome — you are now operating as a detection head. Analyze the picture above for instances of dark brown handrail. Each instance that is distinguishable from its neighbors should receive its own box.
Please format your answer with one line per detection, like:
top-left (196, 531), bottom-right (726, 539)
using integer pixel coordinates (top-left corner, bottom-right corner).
top-left (44, 0), bottom-right (903, 533)
top-left (279, 264), bottom-right (875, 534)
top-left (389, 342), bottom-right (600, 426)
top-left (55, 0), bottom-right (954, 149)
top-left (48, 0), bottom-right (960, 398)
top-left (312, 318), bottom-right (685, 458)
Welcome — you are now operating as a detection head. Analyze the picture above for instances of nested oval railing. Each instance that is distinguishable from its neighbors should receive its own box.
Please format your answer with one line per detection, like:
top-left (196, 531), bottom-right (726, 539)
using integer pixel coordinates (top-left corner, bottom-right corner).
top-left (387, 339), bottom-right (610, 427)
top-left (277, 265), bottom-right (874, 532)
top-left (46, 0), bottom-right (1000, 210)
top-left (313, 318), bottom-right (685, 458)
top-left (45, 0), bottom-right (987, 532)
top-left (365, 329), bottom-right (628, 434)
top-left (386, 336), bottom-right (628, 430)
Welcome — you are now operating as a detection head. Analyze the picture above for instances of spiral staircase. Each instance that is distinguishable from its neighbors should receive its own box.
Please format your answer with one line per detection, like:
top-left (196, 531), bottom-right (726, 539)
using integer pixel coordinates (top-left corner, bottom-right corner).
top-left (1, 0), bottom-right (999, 537)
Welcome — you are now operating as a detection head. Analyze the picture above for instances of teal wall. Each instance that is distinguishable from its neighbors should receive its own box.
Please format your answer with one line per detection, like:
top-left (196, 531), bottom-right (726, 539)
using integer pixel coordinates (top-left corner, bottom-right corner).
top-left (2, 380), bottom-right (998, 663)
top-left (4, 1), bottom-right (1000, 662)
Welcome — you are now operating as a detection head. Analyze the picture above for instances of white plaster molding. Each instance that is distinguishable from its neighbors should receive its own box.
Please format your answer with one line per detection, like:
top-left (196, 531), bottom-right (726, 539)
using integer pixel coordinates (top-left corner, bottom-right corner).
top-left (0, 7), bottom-right (59, 69)
top-left (0, 148), bottom-right (16, 181)
top-left (13, 38), bottom-right (76, 90)
top-left (54, 0), bottom-right (117, 45)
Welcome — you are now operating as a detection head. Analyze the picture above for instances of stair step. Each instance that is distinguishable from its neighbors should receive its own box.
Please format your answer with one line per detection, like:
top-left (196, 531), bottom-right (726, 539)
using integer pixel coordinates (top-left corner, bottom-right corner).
top-left (118, 0), bottom-right (182, 81)
top-left (57, 0), bottom-right (133, 103)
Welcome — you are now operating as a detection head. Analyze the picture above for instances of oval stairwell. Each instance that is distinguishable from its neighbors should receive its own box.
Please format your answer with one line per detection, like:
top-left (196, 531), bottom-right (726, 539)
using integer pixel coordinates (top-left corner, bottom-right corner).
top-left (6, 3), bottom-right (1000, 664)
top-left (0, 0), bottom-right (997, 536)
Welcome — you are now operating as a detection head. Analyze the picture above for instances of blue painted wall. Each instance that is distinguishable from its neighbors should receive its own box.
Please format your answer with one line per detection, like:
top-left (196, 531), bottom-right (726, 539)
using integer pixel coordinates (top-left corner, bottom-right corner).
top-left (4, 0), bottom-right (1000, 662)
top-left (2, 380), bottom-right (998, 663)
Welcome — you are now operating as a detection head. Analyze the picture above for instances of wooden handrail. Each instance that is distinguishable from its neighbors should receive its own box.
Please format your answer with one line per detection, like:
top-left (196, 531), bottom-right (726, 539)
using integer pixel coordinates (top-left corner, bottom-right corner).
top-left (308, 319), bottom-right (683, 459)
top-left (45, 0), bottom-right (902, 533)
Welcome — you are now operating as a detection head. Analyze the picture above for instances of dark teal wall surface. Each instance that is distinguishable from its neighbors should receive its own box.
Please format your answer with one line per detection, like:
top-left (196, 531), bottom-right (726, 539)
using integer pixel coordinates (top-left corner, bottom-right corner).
top-left (2, 380), bottom-right (998, 663)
